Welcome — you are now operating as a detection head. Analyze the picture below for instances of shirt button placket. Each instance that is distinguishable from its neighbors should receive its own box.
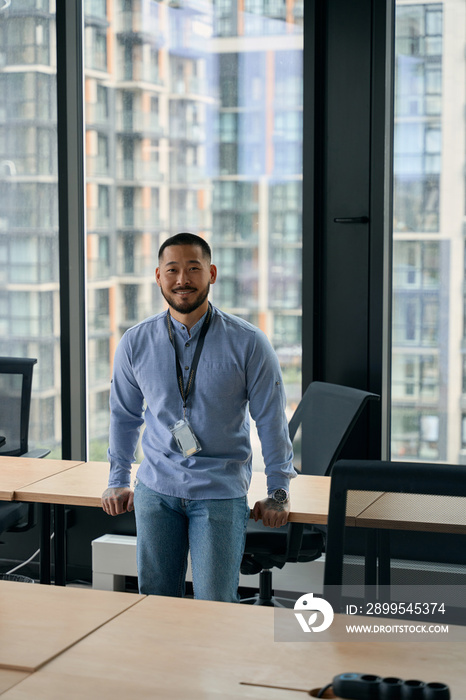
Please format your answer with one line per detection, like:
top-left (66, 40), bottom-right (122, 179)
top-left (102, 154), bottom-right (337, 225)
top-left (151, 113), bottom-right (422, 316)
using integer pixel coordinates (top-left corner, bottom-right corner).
top-left (184, 338), bottom-right (193, 376)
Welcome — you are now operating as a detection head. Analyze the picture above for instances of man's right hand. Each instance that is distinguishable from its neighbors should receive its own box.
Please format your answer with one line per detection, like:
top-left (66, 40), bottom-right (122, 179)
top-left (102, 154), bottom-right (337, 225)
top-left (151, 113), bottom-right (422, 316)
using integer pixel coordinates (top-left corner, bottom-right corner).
top-left (101, 487), bottom-right (134, 516)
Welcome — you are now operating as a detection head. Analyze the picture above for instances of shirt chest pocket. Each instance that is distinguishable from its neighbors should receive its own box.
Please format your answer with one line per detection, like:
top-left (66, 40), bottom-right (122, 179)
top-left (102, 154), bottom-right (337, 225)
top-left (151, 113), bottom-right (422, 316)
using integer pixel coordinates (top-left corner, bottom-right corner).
top-left (202, 360), bottom-right (244, 397)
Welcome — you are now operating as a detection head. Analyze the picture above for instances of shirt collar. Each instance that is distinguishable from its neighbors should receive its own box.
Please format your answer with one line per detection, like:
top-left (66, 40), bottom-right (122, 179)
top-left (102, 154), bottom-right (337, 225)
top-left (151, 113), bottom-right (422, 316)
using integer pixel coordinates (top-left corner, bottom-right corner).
top-left (169, 305), bottom-right (212, 338)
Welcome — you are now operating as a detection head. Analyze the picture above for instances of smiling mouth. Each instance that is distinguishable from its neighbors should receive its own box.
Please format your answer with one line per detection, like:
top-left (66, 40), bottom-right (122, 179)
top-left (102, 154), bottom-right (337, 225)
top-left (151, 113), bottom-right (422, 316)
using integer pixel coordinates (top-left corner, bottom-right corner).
top-left (174, 288), bottom-right (196, 296)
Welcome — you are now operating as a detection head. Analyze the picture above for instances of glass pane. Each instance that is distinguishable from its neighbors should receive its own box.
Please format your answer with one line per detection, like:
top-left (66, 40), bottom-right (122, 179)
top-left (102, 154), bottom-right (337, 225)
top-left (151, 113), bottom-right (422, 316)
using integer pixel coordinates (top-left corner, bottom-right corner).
top-left (391, 2), bottom-right (465, 463)
top-left (84, 1), bottom-right (304, 466)
top-left (0, 3), bottom-right (60, 455)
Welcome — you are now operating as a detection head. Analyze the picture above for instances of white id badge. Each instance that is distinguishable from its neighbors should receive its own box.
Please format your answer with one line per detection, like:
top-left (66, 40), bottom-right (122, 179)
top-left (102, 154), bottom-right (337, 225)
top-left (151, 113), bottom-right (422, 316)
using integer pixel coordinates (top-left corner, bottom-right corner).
top-left (169, 419), bottom-right (201, 457)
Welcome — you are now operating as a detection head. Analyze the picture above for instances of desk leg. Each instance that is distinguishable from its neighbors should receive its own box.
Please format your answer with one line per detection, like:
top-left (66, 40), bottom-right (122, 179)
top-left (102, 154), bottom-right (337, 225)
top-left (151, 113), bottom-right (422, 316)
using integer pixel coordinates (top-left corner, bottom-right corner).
top-left (377, 529), bottom-right (391, 589)
top-left (53, 504), bottom-right (66, 586)
top-left (39, 504), bottom-right (51, 585)
top-left (364, 528), bottom-right (377, 587)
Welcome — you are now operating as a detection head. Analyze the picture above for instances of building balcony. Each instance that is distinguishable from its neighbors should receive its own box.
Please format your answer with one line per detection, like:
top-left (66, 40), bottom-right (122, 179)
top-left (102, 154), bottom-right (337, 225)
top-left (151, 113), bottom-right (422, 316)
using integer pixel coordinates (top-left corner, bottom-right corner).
top-left (87, 259), bottom-right (111, 281)
top-left (1, 262), bottom-right (57, 285)
top-left (86, 154), bottom-right (110, 178)
top-left (86, 208), bottom-right (111, 230)
top-left (88, 312), bottom-right (110, 333)
top-left (170, 164), bottom-right (205, 184)
top-left (212, 232), bottom-right (259, 245)
top-left (116, 207), bottom-right (163, 230)
top-left (212, 201), bottom-right (259, 214)
top-left (116, 111), bottom-right (164, 136)
top-left (117, 255), bottom-right (155, 277)
top-left (85, 103), bottom-right (109, 127)
top-left (170, 210), bottom-right (207, 231)
top-left (171, 77), bottom-right (206, 97)
top-left (3, 47), bottom-right (50, 67)
top-left (6, 0), bottom-right (52, 16)
top-left (116, 159), bottom-right (165, 182)
top-left (115, 10), bottom-right (165, 45)
top-left (88, 359), bottom-right (111, 386)
top-left (0, 213), bottom-right (59, 232)
top-left (116, 62), bottom-right (163, 86)
top-left (9, 319), bottom-right (54, 338)
top-left (84, 0), bottom-right (108, 20)
top-left (119, 306), bottom-right (152, 332)
top-left (87, 410), bottom-right (110, 440)
top-left (169, 123), bottom-right (204, 142)
top-left (392, 324), bottom-right (439, 347)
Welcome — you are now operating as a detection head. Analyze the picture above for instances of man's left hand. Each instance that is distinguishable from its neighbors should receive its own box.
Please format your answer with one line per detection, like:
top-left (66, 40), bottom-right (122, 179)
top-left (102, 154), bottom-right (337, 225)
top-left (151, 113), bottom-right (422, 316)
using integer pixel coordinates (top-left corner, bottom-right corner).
top-left (252, 497), bottom-right (290, 528)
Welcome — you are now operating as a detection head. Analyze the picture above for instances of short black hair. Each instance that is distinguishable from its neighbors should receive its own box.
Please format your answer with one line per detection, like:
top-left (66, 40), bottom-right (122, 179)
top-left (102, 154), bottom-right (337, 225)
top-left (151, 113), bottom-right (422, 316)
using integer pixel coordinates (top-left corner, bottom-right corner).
top-left (158, 232), bottom-right (211, 261)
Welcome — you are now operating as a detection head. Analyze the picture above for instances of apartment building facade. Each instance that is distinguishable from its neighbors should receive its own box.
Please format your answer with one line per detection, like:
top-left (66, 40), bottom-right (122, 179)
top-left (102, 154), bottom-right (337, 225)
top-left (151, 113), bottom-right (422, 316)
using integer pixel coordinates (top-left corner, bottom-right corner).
top-left (0, 0), bottom-right (304, 459)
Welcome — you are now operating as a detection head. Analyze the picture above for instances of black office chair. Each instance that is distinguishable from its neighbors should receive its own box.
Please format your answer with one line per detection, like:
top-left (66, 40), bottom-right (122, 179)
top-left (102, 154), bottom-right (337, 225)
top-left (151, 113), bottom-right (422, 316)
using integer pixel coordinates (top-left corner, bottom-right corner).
top-left (323, 460), bottom-right (466, 621)
top-left (0, 357), bottom-right (50, 536)
top-left (240, 381), bottom-right (379, 605)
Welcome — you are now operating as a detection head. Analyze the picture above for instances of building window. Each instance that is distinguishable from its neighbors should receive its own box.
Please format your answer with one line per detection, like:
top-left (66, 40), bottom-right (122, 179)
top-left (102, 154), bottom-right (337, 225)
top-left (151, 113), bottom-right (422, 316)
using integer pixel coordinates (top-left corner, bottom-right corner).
top-left (0, 8), bottom-right (60, 457)
top-left (85, 26), bottom-right (108, 72)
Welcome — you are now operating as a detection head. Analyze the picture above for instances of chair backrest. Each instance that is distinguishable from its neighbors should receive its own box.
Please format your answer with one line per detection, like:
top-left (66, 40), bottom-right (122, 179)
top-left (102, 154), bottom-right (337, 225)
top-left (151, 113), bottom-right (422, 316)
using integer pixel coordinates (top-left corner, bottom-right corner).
top-left (0, 357), bottom-right (37, 457)
top-left (288, 381), bottom-right (379, 476)
top-left (323, 459), bottom-right (466, 604)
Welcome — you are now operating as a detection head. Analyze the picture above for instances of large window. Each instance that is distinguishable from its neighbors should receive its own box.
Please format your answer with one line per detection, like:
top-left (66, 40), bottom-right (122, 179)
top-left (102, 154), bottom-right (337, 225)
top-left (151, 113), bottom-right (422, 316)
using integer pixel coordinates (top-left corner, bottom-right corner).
top-left (392, 1), bottom-right (466, 463)
top-left (84, 1), bottom-right (304, 463)
top-left (3, 2), bottom-right (398, 469)
top-left (0, 2), bottom-right (60, 454)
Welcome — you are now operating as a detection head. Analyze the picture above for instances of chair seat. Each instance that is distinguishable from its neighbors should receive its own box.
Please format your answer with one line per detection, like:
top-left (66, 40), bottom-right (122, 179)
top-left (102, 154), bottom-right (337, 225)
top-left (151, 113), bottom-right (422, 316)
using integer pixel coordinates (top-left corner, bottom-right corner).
top-left (0, 502), bottom-right (30, 534)
top-left (244, 519), bottom-right (290, 554)
top-left (241, 520), bottom-right (325, 574)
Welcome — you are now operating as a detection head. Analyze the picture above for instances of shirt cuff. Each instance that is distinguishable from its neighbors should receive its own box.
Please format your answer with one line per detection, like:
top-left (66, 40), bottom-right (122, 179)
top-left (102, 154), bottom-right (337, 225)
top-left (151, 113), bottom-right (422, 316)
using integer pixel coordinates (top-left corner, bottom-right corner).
top-left (266, 476), bottom-right (293, 497)
top-left (107, 462), bottom-right (132, 489)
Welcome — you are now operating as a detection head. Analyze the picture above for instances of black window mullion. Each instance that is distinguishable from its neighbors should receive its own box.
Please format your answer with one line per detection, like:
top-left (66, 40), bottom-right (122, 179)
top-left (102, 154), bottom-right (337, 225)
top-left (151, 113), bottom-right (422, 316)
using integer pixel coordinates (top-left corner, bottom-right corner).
top-left (56, 0), bottom-right (87, 461)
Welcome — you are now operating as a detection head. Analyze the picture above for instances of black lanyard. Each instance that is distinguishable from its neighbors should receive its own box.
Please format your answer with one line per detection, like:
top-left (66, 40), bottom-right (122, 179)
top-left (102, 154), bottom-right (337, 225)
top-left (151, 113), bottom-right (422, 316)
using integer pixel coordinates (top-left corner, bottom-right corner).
top-left (166, 303), bottom-right (212, 411)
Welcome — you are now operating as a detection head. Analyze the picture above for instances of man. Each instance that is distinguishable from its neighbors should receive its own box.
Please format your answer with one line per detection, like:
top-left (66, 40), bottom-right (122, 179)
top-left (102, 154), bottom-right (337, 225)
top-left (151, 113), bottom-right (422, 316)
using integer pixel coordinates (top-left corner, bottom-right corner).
top-left (102, 232), bottom-right (296, 602)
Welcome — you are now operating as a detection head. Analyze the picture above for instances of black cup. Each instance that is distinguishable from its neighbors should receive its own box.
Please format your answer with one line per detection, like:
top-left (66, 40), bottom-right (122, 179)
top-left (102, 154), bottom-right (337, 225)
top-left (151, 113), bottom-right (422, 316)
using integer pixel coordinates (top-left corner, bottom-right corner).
top-left (379, 677), bottom-right (403, 700)
top-left (400, 680), bottom-right (426, 699)
top-left (424, 682), bottom-right (450, 700)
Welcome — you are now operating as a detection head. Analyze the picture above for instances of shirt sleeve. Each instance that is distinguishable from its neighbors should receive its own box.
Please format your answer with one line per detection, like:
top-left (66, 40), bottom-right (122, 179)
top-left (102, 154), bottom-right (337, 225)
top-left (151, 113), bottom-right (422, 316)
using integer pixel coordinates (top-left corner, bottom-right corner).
top-left (246, 329), bottom-right (297, 494)
top-left (107, 332), bottom-right (145, 488)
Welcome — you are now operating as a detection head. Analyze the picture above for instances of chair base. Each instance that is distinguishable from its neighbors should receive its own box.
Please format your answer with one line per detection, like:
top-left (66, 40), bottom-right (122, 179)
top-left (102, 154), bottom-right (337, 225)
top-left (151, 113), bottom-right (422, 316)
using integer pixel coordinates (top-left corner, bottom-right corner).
top-left (239, 569), bottom-right (297, 607)
top-left (241, 594), bottom-right (296, 607)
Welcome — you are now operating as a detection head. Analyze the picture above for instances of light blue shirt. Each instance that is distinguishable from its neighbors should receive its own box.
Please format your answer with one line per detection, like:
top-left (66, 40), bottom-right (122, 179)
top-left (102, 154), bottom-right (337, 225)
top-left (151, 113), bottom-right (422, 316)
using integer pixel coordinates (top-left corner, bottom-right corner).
top-left (107, 304), bottom-right (296, 499)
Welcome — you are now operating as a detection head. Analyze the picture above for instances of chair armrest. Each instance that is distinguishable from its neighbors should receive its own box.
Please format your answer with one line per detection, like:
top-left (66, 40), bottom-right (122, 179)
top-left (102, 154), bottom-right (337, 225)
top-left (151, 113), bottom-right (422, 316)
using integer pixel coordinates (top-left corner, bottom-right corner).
top-left (22, 448), bottom-right (51, 459)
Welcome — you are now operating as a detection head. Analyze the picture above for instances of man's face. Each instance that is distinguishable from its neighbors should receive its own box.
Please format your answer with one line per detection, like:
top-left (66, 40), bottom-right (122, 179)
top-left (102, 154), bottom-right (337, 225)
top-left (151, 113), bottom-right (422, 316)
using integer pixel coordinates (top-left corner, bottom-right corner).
top-left (155, 244), bottom-right (217, 316)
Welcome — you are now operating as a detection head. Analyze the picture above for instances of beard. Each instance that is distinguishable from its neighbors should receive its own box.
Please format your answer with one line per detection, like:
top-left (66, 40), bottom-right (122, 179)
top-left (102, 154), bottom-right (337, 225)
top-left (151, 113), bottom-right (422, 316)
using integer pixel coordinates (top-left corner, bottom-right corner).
top-left (160, 282), bottom-right (210, 315)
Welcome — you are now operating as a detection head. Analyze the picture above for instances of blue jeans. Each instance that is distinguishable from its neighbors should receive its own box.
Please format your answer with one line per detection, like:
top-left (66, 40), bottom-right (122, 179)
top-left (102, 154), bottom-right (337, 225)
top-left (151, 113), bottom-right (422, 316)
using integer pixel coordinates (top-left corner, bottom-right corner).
top-left (133, 478), bottom-right (250, 602)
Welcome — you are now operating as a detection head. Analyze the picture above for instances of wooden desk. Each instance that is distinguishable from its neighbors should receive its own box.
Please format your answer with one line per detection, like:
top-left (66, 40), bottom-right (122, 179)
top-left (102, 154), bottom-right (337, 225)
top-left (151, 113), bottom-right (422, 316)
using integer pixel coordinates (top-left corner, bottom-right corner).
top-left (11, 460), bottom-right (134, 586)
top-left (0, 670), bottom-right (29, 696)
top-left (2, 595), bottom-right (464, 699)
top-left (12, 463), bottom-right (382, 589)
top-left (14, 461), bottom-right (131, 587)
top-left (15, 463), bottom-right (380, 524)
top-left (0, 457), bottom-right (85, 586)
top-left (0, 457), bottom-right (83, 501)
top-left (355, 491), bottom-right (466, 534)
top-left (0, 581), bottom-right (143, 673)
top-left (14, 461), bottom-right (115, 508)
top-left (249, 472), bottom-right (382, 525)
